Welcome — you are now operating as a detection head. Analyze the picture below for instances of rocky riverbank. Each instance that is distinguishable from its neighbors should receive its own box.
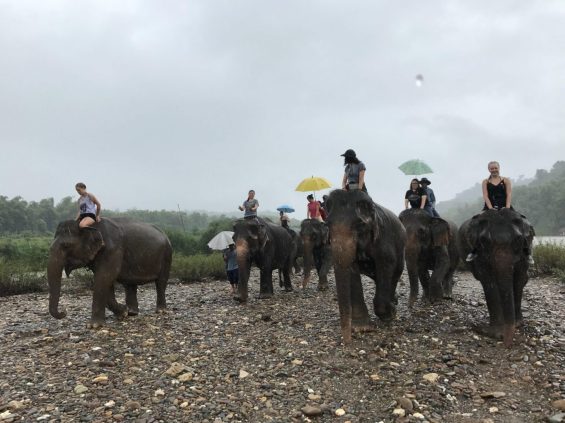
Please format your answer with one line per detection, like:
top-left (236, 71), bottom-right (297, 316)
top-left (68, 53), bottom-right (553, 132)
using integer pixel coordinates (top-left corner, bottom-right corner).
top-left (1, 270), bottom-right (564, 422)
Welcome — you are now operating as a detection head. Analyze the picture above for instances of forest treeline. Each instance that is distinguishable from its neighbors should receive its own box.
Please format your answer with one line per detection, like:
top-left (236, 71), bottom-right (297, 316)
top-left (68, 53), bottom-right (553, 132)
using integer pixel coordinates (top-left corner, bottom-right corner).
top-left (2, 160), bottom-right (564, 237)
top-left (0, 195), bottom-right (229, 236)
top-left (440, 161), bottom-right (565, 235)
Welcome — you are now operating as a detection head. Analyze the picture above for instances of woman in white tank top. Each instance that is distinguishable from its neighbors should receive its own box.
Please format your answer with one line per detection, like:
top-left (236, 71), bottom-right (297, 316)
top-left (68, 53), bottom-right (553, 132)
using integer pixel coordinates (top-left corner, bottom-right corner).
top-left (75, 182), bottom-right (102, 228)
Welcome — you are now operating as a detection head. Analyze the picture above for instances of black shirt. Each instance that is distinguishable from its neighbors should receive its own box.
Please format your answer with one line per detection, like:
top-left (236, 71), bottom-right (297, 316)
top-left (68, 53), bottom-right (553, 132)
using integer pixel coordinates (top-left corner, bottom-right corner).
top-left (405, 188), bottom-right (427, 209)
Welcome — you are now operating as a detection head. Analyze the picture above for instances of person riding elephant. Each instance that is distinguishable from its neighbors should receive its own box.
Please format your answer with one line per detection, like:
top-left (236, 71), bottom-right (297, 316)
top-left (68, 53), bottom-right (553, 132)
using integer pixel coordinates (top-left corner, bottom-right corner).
top-left (232, 217), bottom-right (294, 302)
top-left (458, 208), bottom-right (534, 347)
top-left (325, 189), bottom-right (406, 344)
top-left (399, 208), bottom-right (459, 306)
top-left (300, 219), bottom-right (331, 291)
top-left (47, 217), bottom-right (172, 328)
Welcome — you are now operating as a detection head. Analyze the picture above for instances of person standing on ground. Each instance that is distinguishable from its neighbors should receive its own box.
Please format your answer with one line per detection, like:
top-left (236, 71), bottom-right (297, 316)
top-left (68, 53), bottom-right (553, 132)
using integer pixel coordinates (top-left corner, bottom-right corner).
top-left (341, 149), bottom-right (367, 193)
top-left (223, 243), bottom-right (239, 295)
top-left (75, 182), bottom-right (102, 228)
top-left (419, 177), bottom-right (440, 217)
top-left (238, 189), bottom-right (259, 218)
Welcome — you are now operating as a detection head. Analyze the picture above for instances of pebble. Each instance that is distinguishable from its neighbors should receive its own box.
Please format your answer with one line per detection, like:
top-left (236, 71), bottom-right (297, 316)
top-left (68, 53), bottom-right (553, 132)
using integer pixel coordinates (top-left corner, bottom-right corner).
top-left (392, 408), bottom-right (405, 417)
top-left (423, 373), bottom-right (439, 383)
top-left (553, 400), bottom-right (565, 411)
top-left (239, 369), bottom-right (250, 379)
top-left (74, 384), bottom-right (88, 394)
top-left (480, 391), bottom-right (506, 399)
top-left (548, 413), bottom-right (565, 423)
top-left (335, 408), bottom-right (346, 416)
top-left (126, 401), bottom-right (141, 411)
top-left (397, 397), bottom-right (413, 411)
top-left (301, 405), bottom-right (322, 416)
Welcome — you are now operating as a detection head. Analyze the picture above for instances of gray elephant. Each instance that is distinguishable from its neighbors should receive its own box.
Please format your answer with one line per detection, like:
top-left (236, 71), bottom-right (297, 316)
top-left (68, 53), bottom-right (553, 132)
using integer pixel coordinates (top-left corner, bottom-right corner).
top-left (399, 209), bottom-right (459, 306)
top-left (48, 218), bottom-right (172, 327)
top-left (458, 208), bottom-right (534, 347)
top-left (325, 190), bottom-right (406, 344)
top-left (233, 217), bottom-right (294, 302)
top-left (300, 219), bottom-right (331, 290)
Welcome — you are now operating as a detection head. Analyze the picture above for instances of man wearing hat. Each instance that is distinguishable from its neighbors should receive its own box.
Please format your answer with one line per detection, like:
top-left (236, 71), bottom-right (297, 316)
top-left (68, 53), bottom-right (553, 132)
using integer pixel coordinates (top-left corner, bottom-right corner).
top-left (420, 177), bottom-right (440, 217)
top-left (341, 149), bottom-right (367, 193)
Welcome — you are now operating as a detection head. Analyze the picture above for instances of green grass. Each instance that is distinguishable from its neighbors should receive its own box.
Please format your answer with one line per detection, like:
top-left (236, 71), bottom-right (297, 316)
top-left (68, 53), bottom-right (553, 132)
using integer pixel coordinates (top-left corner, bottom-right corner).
top-left (170, 253), bottom-right (226, 282)
top-left (532, 243), bottom-right (565, 282)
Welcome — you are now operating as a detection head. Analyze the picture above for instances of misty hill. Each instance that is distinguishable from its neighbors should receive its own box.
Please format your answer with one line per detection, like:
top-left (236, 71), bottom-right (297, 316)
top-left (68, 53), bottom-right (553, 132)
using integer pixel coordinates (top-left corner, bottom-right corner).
top-left (439, 161), bottom-right (565, 235)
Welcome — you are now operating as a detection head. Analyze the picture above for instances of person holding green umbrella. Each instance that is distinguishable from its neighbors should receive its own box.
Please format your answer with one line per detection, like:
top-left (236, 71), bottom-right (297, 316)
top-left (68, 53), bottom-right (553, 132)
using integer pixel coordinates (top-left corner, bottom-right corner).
top-left (341, 149), bottom-right (367, 193)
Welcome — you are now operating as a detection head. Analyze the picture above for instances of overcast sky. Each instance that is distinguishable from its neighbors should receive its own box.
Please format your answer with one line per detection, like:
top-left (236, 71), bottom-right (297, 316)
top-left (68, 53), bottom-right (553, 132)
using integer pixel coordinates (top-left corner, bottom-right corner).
top-left (1, 1), bottom-right (564, 217)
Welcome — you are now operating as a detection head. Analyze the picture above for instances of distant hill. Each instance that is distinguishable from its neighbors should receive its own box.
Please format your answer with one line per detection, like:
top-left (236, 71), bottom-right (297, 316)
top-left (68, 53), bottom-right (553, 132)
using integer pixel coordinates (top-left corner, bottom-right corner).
top-left (439, 161), bottom-right (565, 235)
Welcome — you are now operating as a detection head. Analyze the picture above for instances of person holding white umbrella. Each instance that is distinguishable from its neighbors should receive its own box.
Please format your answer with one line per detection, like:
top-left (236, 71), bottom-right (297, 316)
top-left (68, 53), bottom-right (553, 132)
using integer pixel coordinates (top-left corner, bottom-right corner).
top-left (223, 243), bottom-right (239, 295)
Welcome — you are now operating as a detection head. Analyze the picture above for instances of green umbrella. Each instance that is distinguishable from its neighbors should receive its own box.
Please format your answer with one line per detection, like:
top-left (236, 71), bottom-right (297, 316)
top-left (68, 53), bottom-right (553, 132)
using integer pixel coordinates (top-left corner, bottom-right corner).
top-left (398, 159), bottom-right (433, 176)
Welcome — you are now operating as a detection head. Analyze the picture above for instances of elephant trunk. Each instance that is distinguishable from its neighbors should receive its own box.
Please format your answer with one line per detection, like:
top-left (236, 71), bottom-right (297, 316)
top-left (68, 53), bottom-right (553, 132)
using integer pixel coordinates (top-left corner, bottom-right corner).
top-left (404, 243), bottom-right (421, 305)
top-left (47, 246), bottom-right (67, 319)
top-left (495, 255), bottom-right (516, 348)
top-left (235, 240), bottom-right (251, 302)
top-left (301, 238), bottom-right (314, 288)
top-left (330, 224), bottom-right (357, 344)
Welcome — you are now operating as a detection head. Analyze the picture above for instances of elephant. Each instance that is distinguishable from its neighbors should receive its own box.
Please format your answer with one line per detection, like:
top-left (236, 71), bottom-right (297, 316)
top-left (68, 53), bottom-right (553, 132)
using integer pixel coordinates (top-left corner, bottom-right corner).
top-left (233, 217), bottom-right (294, 302)
top-left (279, 227), bottom-right (303, 287)
top-left (325, 189), bottom-right (406, 344)
top-left (399, 208), bottom-right (459, 306)
top-left (300, 219), bottom-right (331, 290)
top-left (47, 218), bottom-right (172, 327)
top-left (458, 208), bottom-right (534, 347)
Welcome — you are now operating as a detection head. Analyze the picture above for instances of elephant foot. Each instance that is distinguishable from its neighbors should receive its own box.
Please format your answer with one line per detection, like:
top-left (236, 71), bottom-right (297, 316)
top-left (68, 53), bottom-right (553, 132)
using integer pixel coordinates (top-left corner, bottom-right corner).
top-left (408, 295), bottom-right (417, 308)
top-left (352, 322), bottom-right (376, 333)
top-left (472, 324), bottom-right (503, 340)
top-left (155, 307), bottom-right (168, 315)
top-left (256, 292), bottom-right (273, 299)
top-left (87, 321), bottom-right (104, 330)
top-left (128, 309), bottom-right (139, 316)
top-left (284, 286), bottom-right (293, 292)
top-left (233, 295), bottom-right (247, 303)
top-left (317, 284), bottom-right (329, 291)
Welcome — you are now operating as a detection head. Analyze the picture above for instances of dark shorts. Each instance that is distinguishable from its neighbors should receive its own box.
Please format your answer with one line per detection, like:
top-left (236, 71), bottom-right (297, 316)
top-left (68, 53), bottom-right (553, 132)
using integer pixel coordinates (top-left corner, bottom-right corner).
top-left (226, 269), bottom-right (239, 284)
top-left (79, 213), bottom-right (96, 222)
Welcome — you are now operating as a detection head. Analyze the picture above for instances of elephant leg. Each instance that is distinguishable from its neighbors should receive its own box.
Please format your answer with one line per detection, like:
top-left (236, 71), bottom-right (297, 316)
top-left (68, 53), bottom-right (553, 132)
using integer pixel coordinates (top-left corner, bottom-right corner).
top-left (155, 276), bottom-right (168, 313)
top-left (351, 271), bottom-right (372, 331)
top-left (317, 257), bottom-right (331, 291)
top-left (282, 264), bottom-right (293, 292)
top-left (477, 279), bottom-right (504, 339)
top-left (442, 267), bottom-right (456, 300)
top-left (89, 274), bottom-right (111, 328)
top-left (513, 268), bottom-right (528, 326)
top-left (429, 247), bottom-right (450, 302)
top-left (278, 269), bottom-right (283, 288)
top-left (125, 285), bottom-right (140, 316)
top-left (418, 266), bottom-right (431, 300)
top-left (107, 284), bottom-right (128, 318)
top-left (373, 261), bottom-right (396, 322)
top-left (257, 265), bottom-right (274, 299)
top-left (407, 268), bottom-right (419, 307)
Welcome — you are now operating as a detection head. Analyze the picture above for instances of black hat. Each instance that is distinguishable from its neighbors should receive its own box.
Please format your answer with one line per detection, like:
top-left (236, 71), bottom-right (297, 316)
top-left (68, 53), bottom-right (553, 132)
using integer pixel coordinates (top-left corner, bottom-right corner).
top-left (340, 149), bottom-right (356, 158)
top-left (420, 177), bottom-right (431, 185)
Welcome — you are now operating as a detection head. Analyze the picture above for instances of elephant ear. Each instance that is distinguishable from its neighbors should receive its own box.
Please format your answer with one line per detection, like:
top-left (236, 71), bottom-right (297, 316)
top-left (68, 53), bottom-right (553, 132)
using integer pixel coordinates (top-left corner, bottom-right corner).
top-left (430, 218), bottom-right (450, 247)
top-left (320, 223), bottom-right (329, 245)
top-left (355, 200), bottom-right (379, 242)
top-left (80, 227), bottom-right (105, 262)
top-left (258, 223), bottom-right (270, 249)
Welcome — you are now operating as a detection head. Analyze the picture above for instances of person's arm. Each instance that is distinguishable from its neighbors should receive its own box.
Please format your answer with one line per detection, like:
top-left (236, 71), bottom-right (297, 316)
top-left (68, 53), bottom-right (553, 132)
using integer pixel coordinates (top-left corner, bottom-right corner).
top-left (307, 205), bottom-right (311, 219)
top-left (89, 194), bottom-right (102, 221)
top-left (504, 178), bottom-right (512, 208)
top-left (342, 173), bottom-right (347, 189)
top-left (420, 195), bottom-right (427, 209)
top-left (482, 179), bottom-right (493, 209)
top-left (358, 170), bottom-right (365, 190)
top-left (404, 199), bottom-right (409, 209)
top-left (251, 200), bottom-right (259, 211)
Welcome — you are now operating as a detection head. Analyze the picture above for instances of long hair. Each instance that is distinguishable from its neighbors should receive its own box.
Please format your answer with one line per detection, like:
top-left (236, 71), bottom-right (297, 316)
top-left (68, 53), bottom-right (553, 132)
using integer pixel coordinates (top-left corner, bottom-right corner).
top-left (344, 156), bottom-right (360, 165)
top-left (409, 178), bottom-right (420, 190)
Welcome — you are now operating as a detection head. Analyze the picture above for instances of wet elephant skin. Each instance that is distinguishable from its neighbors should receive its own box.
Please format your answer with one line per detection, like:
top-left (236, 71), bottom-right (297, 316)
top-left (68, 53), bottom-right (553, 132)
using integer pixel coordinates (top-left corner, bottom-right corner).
top-left (325, 189), bottom-right (406, 344)
top-left (47, 217), bottom-right (172, 328)
top-left (399, 209), bottom-right (459, 306)
top-left (458, 208), bottom-right (534, 347)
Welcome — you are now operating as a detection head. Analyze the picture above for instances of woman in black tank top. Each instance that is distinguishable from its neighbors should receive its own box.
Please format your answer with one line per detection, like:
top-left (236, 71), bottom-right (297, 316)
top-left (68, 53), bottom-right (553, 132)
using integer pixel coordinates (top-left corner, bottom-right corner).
top-left (482, 161), bottom-right (512, 210)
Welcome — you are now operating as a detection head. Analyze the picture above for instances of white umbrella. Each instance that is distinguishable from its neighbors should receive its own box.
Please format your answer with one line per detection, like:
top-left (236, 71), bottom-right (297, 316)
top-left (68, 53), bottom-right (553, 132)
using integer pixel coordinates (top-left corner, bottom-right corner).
top-left (207, 231), bottom-right (235, 250)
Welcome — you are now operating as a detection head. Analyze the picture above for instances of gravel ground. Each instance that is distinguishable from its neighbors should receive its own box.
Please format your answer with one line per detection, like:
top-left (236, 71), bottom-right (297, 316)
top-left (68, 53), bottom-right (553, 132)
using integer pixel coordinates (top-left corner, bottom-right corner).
top-left (0, 270), bottom-right (564, 423)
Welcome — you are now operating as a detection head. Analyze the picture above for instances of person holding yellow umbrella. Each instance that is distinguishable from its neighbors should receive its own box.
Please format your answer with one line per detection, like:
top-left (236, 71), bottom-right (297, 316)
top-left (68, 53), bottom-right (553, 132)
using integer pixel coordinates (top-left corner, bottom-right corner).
top-left (341, 149), bottom-right (367, 193)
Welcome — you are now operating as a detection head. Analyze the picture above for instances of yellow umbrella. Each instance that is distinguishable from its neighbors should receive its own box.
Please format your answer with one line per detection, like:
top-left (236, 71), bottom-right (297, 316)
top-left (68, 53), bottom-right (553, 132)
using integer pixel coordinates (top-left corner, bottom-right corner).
top-left (295, 176), bottom-right (332, 192)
